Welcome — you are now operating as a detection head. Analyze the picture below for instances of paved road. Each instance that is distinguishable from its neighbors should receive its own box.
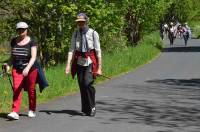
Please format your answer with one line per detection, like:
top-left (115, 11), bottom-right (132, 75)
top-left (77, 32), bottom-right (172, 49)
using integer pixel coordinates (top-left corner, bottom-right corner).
top-left (1, 38), bottom-right (200, 132)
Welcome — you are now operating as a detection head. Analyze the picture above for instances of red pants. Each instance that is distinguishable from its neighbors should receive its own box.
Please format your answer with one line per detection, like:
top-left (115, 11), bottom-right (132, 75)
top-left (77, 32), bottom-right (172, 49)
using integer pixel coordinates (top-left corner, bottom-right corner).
top-left (12, 68), bottom-right (38, 113)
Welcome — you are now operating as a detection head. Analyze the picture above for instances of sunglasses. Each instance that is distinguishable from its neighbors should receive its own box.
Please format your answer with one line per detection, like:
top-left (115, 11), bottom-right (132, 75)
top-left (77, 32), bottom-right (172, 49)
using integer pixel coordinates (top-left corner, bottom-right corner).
top-left (16, 28), bottom-right (27, 31)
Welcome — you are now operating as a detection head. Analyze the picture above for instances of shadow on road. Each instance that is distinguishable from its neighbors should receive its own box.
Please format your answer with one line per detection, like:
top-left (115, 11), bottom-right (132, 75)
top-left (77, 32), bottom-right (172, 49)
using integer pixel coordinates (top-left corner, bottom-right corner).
top-left (0, 113), bottom-right (7, 119)
top-left (146, 78), bottom-right (200, 87)
top-left (96, 84), bottom-right (200, 130)
top-left (39, 109), bottom-right (82, 116)
top-left (97, 98), bottom-right (200, 128)
top-left (0, 113), bottom-right (31, 121)
top-left (162, 46), bottom-right (200, 52)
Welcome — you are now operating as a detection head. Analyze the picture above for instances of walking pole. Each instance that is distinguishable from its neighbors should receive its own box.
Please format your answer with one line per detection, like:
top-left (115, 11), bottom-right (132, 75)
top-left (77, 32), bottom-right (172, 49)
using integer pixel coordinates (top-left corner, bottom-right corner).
top-left (99, 74), bottom-right (111, 80)
top-left (0, 72), bottom-right (3, 78)
top-left (6, 73), bottom-right (13, 88)
top-left (93, 72), bottom-right (111, 80)
top-left (0, 72), bottom-right (13, 88)
top-left (1, 64), bottom-right (13, 88)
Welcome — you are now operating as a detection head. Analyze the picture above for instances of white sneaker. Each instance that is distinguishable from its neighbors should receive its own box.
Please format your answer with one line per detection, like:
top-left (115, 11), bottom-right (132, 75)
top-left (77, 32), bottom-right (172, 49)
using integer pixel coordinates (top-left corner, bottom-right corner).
top-left (7, 112), bottom-right (19, 120)
top-left (28, 110), bottom-right (36, 118)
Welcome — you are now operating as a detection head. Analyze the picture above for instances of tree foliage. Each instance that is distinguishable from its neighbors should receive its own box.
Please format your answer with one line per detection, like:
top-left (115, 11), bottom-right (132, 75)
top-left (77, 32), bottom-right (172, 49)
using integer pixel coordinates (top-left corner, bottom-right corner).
top-left (122, 0), bottom-right (172, 44)
top-left (0, 0), bottom-right (199, 65)
top-left (165, 0), bottom-right (200, 22)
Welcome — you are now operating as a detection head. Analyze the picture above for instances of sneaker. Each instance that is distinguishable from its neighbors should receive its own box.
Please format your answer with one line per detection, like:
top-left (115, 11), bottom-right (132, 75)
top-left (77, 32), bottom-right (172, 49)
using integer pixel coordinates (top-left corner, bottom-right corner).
top-left (90, 107), bottom-right (96, 117)
top-left (28, 110), bottom-right (36, 118)
top-left (7, 112), bottom-right (19, 120)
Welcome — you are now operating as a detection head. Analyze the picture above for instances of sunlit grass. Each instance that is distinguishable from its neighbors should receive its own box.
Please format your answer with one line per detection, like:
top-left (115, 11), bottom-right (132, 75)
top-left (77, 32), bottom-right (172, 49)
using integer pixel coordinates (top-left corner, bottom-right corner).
top-left (190, 21), bottom-right (200, 38)
top-left (0, 32), bottom-right (162, 113)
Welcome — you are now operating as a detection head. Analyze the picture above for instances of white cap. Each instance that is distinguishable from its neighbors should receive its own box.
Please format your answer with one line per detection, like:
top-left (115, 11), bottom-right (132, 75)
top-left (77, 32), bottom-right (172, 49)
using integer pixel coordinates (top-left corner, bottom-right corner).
top-left (16, 22), bottom-right (28, 29)
top-left (164, 24), bottom-right (168, 28)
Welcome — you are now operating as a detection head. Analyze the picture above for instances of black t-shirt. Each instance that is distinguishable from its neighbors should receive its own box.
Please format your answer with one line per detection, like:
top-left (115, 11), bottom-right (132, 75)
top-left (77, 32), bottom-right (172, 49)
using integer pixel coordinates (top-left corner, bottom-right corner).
top-left (11, 37), bottom-right (37, 70)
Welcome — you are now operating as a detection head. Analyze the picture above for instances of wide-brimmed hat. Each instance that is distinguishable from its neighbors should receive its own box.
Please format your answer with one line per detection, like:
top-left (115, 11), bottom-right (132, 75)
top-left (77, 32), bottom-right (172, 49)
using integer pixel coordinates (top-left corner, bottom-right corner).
top-left (16, 22), bottom-right (28, 29)
top-left (75, 13), bottom-right (87, 22)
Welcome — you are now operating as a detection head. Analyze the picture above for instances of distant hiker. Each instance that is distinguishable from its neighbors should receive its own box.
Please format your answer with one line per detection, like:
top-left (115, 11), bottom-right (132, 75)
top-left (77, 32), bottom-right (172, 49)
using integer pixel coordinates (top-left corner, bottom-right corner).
top-left (163, 23), bottom-right (168, 38)
top-left (177, 25), bottom-right (183, 39)
top-left (182, 23), bottom-right (190, 46)
top-left (185, 22), bottom-right (192, 38)
top-left (65, 13), bottom-right (102, 117)
top-left (4, 22), bottom-right (48, 120)
top-left (168, 22), bottom-right (176, 45)
top-left (160, 23), bottom-right (165, 40)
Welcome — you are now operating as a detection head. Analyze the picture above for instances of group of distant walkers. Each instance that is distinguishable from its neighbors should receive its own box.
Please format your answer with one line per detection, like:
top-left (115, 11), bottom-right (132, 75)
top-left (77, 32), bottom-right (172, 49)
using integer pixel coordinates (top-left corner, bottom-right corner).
top-left (160, 21), bottom-right (192, 46)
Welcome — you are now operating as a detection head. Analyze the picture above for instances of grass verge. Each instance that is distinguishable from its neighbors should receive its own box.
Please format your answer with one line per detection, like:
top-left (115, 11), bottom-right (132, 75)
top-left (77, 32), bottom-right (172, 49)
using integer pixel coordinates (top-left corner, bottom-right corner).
top-left (190, 21), bottom-right (200, 38)
top-left (0, 32), bottom-right (162, 113)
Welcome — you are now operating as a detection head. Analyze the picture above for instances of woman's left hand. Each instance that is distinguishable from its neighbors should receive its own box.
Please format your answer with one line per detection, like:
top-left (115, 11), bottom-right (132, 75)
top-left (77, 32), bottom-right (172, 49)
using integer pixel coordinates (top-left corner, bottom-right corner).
top-left (96, 68), bottom-right (102, 76)
top-left (23, 67), bottom-right (30, 76)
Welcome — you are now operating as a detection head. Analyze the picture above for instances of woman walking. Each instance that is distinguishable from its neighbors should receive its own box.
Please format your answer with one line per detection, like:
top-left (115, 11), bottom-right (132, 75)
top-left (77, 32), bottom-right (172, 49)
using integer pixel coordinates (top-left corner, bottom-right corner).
top-left (4, 22), bottom-right (38, 120)
top-left (65, 13), bottom-right (102, 117)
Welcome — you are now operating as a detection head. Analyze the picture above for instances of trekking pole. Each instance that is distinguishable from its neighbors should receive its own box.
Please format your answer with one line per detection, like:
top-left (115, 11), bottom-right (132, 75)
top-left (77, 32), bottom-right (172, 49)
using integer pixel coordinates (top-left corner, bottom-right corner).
top-left (1, 64), bottom-right (13, 87)
top-left (0, 72), bottom-right (13, 87)
top-left (99, 74), bottom-right (111, 80)
top-left (0, 72), bottom-right (3, 78)
top-left (93, 72), bottom-right (111, 80)
top-left (6, 73), bottom-right (13, 88)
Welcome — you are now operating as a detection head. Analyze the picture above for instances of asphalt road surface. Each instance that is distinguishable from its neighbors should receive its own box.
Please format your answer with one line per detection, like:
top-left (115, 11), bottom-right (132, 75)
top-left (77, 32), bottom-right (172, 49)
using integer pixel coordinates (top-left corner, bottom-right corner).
top-left (0, 38), bottom-right (200, 132)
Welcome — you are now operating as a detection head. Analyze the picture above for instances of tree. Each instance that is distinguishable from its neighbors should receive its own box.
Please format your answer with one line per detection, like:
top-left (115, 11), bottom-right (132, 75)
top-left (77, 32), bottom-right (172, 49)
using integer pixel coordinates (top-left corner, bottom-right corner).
top-left (1, 0), bottom-right (199, 65)
top-left (165, 0), bottom-right (200, 23)
top-left (0, 0), bottom-right (126, 65)
top-left (111, 0), bottom-right (173, 45)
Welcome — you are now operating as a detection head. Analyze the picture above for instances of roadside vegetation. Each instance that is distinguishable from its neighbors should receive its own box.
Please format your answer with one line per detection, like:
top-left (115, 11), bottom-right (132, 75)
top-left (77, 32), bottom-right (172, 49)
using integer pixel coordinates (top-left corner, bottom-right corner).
top-left (190, 21), bottom-right (200, 38)
top-left (0, 32), bottom-right (162, 113)
top-left (0, 0), bottom-right (200, 112)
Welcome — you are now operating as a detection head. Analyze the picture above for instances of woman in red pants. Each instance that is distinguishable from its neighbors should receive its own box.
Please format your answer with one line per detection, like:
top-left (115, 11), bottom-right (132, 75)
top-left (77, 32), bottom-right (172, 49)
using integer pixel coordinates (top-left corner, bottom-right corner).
top-left (4, 22), bottom-right (38, 120)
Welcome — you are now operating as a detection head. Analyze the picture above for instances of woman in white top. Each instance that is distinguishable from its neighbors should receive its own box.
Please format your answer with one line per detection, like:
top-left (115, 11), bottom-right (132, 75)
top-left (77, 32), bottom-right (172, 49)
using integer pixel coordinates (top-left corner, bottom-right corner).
top-left (65, 13), bottom-right (102, 117)
top-left (168, 22), bottom-right (176, 45)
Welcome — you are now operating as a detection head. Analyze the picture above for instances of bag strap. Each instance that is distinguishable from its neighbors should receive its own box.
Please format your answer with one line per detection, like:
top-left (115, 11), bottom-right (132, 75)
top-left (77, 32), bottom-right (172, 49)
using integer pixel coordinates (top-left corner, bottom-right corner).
top-left (75, 29), bottom-right (95, 52)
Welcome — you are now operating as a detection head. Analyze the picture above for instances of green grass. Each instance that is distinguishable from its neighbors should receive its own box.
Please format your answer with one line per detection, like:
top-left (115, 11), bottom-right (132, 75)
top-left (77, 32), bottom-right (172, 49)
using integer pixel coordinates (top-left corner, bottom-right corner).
top-left (190, 21), bottom-right (200, 38)
top-left (0, 32), bottom-right (162, 113)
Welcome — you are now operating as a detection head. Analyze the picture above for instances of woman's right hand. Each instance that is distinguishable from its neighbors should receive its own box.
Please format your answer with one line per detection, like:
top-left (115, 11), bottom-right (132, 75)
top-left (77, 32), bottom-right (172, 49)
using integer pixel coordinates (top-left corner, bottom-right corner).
top-left (65, 64), bottom-right (70, 75)
top-left (2, 63), bottom-right (10, 73)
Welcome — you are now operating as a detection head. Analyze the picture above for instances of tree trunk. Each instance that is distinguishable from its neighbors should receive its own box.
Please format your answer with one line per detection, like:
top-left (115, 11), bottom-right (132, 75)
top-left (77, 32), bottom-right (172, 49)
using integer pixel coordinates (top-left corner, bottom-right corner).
top-left (125, 9), bottom-right (140, 45)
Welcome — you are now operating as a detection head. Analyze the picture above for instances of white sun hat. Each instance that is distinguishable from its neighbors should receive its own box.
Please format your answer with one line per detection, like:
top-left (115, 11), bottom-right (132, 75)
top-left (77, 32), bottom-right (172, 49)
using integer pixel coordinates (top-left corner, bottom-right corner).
top-left (16, 22), bottom-right (29, 29)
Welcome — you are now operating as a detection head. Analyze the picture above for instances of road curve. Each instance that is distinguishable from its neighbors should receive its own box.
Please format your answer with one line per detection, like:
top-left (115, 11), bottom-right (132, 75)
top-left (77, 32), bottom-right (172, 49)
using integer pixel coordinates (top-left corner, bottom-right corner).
top-left (0, 38), bottom-right (200, 132)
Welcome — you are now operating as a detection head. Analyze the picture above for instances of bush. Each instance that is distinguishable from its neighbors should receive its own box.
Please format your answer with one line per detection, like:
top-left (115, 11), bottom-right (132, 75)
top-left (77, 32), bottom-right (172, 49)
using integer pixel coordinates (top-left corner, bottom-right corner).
top-left (138, 32), bottom-right (163, 50)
